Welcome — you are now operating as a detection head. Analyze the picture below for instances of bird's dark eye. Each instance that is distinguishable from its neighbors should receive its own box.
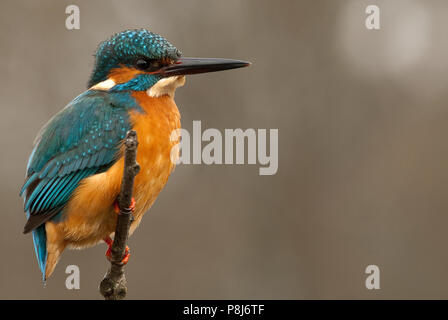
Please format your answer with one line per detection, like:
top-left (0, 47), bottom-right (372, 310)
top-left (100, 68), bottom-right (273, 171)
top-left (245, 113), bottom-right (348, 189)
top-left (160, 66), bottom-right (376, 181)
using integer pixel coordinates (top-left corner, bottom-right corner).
top-left (135, 59), bottom-right (149, 70)
top-left (135, 58), bottom-right (161, 72)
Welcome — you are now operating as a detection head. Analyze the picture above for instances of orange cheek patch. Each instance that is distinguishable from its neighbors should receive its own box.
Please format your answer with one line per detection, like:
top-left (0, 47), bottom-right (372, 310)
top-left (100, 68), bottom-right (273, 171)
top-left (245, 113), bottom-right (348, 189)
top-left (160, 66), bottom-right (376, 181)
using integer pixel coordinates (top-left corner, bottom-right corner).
top-left (108, 66), bottom-right (144, 84)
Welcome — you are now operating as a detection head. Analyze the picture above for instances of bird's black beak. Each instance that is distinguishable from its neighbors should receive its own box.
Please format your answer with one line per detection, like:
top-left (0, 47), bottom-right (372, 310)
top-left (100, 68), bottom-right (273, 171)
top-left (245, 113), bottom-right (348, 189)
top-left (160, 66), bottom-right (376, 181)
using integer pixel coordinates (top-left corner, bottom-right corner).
top-left (159, 57), bottom-right (250, 76)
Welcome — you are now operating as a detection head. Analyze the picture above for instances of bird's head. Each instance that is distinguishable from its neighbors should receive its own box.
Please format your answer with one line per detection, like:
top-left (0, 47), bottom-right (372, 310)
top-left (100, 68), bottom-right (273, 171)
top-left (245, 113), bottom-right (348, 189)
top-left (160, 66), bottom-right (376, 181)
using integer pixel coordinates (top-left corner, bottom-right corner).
top-left (88, 29), bottom-right (249, 96)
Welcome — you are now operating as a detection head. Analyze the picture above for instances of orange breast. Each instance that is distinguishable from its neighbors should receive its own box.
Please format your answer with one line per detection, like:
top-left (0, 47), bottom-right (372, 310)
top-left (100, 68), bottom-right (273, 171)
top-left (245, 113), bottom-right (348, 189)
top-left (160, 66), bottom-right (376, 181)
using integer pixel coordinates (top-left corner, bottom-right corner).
top-left (128, 92), bottom-right (181, 224)
top-left (54, 92), bottom-right (181, 248)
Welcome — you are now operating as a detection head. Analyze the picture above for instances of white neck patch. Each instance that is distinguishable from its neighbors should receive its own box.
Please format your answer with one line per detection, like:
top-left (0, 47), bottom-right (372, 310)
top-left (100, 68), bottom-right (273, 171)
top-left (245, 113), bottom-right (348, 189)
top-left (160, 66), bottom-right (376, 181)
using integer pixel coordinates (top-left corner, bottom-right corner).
top-left (147, 76), bottom-right (186, 98)
top-left (89, 79), bottom-right (116, 91)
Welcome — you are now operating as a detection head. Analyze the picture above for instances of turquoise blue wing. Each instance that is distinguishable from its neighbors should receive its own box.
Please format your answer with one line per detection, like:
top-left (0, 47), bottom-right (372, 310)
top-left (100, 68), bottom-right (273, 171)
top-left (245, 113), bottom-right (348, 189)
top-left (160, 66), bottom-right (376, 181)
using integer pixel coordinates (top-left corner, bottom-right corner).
top-left (20, 90), bottom-right (133, 278)
top-left (21, 90), bottom-right (132, 230)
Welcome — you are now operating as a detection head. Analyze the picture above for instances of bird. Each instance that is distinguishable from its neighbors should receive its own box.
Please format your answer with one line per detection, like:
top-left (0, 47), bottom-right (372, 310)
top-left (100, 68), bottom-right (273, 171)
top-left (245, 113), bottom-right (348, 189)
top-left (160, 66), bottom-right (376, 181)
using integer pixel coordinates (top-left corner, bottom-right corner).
top-left (20, 29), bottom-right (250, 280)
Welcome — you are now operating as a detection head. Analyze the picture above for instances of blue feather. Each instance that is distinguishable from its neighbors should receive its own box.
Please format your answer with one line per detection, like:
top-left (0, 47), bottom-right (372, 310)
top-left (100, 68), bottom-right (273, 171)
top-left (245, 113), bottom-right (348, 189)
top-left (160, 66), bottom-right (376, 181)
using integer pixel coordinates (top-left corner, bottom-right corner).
top-left (20, 172), bottom-right (38, 196)
top-left (32, 224), bottom-right (47, 280)
top-left (21, 90), bottom-right (136, 278)
top-left (39, 160), bottom-right (55, 179)
top-left (31, 177), bottom-right (58, 213)
top-left (88, 153), bottom-right (99, 168)
top-left (26, 209), bottom-right (47, 280)
top-left (25, 179), bottom-right (47, 211)
top-left (41, 174), bottom-right (74, 211)
top-left (39, 176), bottom-right (68, 212)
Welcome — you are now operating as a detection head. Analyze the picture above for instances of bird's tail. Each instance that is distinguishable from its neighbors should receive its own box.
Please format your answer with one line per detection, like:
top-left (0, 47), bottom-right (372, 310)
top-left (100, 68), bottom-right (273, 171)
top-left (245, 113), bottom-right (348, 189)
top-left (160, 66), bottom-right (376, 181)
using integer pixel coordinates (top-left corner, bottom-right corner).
top-left (26, 211), bottom-right (66, 280)
top-left (30, 219), bottom-right (47, 281)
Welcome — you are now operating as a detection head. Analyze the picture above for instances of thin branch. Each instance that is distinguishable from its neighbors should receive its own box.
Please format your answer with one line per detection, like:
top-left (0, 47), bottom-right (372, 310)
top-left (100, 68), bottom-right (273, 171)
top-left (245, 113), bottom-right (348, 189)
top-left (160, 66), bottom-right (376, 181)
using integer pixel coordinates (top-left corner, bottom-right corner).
top-left (99, 130), bottom-right (140, 300)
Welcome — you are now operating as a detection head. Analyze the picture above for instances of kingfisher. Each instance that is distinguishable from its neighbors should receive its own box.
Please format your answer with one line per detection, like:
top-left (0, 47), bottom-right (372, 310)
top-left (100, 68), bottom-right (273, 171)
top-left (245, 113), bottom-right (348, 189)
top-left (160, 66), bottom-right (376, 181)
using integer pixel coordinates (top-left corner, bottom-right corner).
top-left (20, 29), bottom-right (249, 280)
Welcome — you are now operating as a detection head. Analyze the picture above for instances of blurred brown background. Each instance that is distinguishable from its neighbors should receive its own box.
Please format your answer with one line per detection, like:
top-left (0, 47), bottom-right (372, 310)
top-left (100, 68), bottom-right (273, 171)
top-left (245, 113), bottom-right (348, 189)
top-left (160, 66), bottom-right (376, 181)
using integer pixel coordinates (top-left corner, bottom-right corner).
top-left (1, 0), bottom-right (448, 299)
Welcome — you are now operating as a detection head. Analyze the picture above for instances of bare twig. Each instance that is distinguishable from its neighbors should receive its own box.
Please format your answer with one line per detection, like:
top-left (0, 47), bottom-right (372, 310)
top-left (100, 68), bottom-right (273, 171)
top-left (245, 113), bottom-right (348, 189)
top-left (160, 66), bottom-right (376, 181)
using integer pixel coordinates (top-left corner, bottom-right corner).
top-left (99, 130), bottom-right (140, 300)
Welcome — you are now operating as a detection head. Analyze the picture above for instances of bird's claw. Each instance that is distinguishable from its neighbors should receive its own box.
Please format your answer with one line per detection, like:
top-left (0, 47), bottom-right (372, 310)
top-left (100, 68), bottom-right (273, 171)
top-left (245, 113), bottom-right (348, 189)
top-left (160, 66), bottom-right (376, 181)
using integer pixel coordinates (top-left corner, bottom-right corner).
top-left (104, 237), bottom-right (131, 265)
top-left (114, 197), bottom-right (135, 222)
top-left (114, 197), bottom-right (136, 214)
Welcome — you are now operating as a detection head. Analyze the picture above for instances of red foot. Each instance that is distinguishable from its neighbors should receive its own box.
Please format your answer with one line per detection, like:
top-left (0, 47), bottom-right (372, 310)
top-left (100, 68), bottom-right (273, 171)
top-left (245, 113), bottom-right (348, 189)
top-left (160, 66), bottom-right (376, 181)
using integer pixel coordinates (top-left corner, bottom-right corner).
top-left (104, 236), bottom-right (130, 265)
top-left (114, 197), bottom-right (136, 215)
